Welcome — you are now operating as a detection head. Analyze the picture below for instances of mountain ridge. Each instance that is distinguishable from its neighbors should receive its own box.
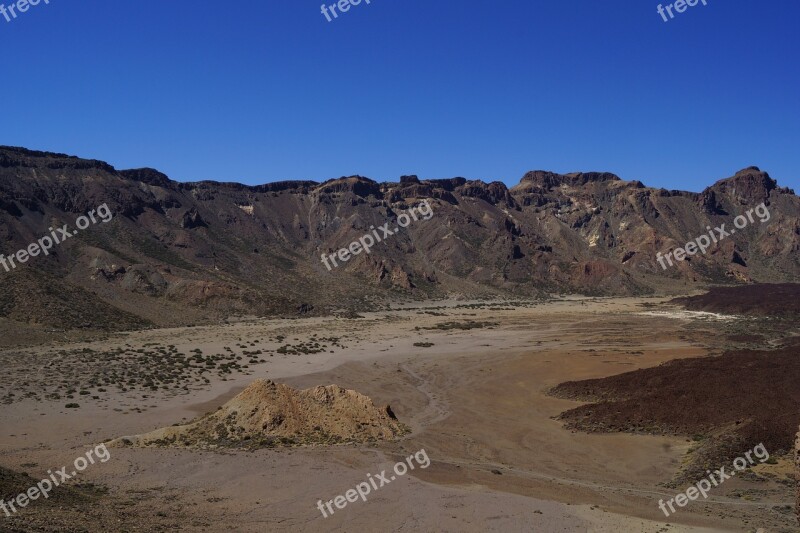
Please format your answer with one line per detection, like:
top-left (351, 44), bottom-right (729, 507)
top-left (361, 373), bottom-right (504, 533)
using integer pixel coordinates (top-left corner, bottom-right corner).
top-left (1, 145), bottom-right (798, 339)
top-left (7, 145), bottom-right (795, 196)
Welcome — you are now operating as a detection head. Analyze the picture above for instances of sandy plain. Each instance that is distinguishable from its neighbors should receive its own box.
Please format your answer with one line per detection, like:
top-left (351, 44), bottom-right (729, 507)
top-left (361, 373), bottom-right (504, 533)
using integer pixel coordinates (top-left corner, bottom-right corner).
top-left (0, 297), bottom-right (793, 532)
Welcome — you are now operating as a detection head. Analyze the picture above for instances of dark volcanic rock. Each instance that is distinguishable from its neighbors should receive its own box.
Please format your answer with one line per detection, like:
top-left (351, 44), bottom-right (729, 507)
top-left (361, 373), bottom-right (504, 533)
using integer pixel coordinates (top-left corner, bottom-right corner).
top-left (120, 168), bottom-right (173, 188)
top-left (0, 145), bottom-right (115, 172)
top-left (551, 336), bottom-right (800, 482)
top-left (673, 284), bottom-right (800, 316)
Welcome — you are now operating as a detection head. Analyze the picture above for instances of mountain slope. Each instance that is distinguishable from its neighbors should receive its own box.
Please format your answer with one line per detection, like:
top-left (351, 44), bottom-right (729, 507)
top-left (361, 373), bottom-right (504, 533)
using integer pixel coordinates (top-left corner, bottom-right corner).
top-left (1, 146), bottom-right (798, 335)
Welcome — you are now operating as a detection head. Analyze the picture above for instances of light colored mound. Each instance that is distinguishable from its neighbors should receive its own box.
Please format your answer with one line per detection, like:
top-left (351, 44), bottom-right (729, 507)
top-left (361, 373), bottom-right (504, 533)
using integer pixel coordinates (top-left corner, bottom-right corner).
top-left (108, 379), bottom-right (407, 449)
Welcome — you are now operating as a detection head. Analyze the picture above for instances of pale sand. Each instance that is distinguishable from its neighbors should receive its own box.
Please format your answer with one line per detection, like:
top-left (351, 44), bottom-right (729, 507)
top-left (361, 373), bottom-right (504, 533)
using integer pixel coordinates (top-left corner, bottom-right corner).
top-left (0, 297), bottom-right (788, 531)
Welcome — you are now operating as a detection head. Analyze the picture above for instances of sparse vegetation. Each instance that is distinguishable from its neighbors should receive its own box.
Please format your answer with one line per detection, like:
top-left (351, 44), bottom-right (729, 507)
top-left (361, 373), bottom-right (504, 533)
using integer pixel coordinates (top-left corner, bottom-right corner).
top-left (416, 321), bottom-right (497, 331)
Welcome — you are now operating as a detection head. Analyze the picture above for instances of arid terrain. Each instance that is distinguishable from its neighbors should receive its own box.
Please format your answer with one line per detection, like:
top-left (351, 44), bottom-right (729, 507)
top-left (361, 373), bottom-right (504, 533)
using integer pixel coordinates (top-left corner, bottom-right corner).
top-left (2, 149), bottom-right (798, 532)
top-left (1, 295), bottom-right (796, 532)
top-left (3, 1), bottom-right (799, 530)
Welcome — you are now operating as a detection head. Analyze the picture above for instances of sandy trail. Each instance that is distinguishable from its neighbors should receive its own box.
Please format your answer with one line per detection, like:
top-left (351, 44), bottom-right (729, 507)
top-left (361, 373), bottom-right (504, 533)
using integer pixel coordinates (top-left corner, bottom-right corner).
top-left (398, 362), bottom-right (451, 429)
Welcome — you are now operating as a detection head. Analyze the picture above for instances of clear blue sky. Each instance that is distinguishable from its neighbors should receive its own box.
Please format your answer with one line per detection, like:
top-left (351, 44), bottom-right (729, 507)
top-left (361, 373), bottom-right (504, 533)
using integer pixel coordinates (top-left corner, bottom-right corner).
top-left (1, 0), bottom-right (798, 192)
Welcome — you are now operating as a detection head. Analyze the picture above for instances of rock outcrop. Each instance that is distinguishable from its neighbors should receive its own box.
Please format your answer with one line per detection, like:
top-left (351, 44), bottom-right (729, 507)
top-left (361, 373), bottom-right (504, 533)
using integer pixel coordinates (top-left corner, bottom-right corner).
top-left (109, 379), bottom-right (407, 449)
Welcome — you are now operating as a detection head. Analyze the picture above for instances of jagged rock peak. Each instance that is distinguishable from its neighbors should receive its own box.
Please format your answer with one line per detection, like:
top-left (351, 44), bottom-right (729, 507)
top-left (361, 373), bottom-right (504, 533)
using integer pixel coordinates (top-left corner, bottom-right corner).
top-left (707, 166), bottom-right (779, 203)
top-left (732, 166), bottom-right (773, 181)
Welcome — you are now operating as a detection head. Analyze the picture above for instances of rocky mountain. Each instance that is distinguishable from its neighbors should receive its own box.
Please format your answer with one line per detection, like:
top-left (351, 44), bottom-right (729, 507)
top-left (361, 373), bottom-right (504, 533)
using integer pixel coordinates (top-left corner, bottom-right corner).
top-left (0, 146), bottom-right (798, 334)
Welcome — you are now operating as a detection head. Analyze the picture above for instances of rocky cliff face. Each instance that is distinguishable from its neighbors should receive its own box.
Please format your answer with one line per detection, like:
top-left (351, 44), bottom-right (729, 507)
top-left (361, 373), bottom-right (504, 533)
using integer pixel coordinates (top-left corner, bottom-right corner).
top-left (1, 146), bottom-right (798, 331)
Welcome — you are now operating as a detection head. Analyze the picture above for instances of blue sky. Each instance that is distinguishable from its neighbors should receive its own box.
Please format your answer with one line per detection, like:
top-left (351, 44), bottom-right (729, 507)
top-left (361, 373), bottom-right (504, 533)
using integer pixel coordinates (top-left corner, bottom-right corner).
top-left (1, 0), bottom-right (798, 192)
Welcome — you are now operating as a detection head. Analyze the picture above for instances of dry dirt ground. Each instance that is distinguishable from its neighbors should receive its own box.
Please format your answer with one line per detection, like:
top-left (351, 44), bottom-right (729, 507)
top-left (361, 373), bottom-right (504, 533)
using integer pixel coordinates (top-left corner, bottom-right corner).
top-left (0, 297), bottom-right (795, 532)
